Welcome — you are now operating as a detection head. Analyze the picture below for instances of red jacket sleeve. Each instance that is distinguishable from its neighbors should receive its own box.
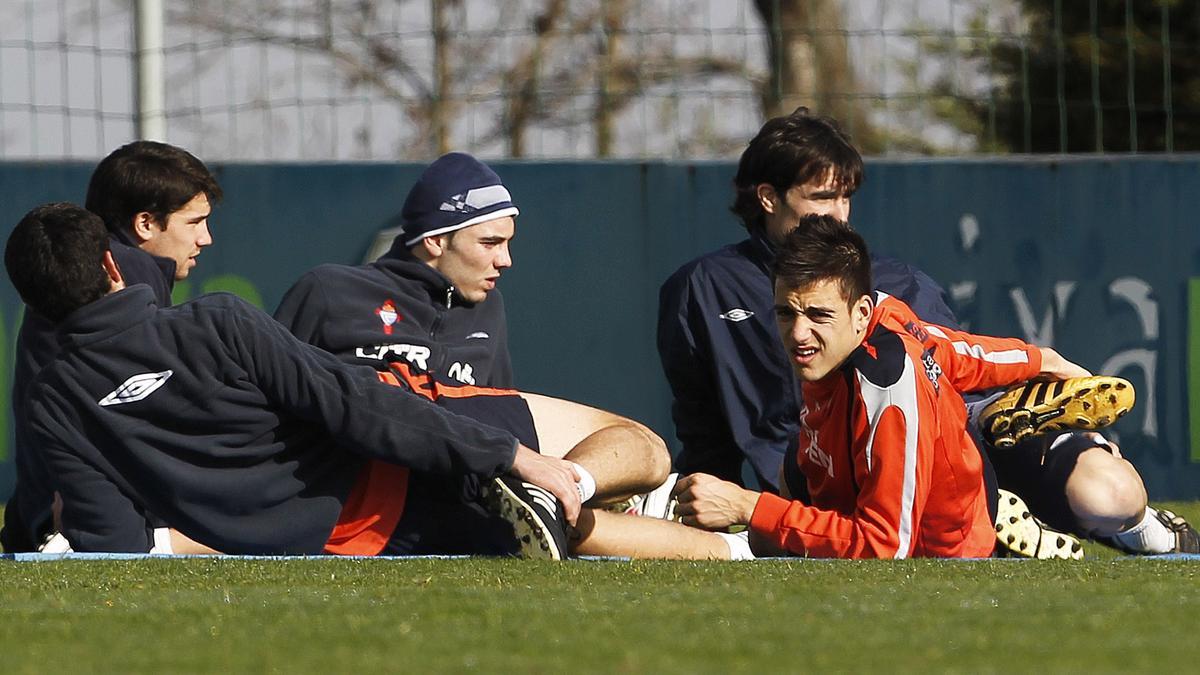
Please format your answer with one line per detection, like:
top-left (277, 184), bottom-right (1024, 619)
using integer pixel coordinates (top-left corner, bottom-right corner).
top-left (876, 296), bottom-right (1041, 393)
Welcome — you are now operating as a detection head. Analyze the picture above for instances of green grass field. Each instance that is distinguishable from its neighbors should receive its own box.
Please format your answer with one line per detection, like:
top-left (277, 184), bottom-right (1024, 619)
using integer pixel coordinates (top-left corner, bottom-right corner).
top-left (3, 503), bottom-right (1198, 673)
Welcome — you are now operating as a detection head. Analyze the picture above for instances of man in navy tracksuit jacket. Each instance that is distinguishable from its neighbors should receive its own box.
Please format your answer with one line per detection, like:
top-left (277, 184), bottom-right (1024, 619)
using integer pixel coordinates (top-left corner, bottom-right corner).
top-left (2, 141), bottom-right (220, 552)
top-left (276, 153), bottom-right (519, 389)
top-left (8, 203), bottom-right (579, 555)
top-left (275, 236), bottom-right (514, 388)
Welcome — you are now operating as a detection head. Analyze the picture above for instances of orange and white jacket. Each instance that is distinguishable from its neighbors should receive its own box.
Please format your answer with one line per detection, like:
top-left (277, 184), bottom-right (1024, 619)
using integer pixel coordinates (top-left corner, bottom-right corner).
top-left (749, 292), bottom-right (1041, 559)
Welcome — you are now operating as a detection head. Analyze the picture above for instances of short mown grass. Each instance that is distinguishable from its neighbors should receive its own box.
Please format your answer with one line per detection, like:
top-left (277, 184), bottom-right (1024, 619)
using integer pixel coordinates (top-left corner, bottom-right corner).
top-left (1, 501), bottom-right (1198, 672)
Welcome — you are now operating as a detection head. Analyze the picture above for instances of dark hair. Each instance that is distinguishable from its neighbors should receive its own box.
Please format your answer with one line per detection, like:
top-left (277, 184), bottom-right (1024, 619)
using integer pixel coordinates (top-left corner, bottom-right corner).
top-left (85, 140), bottom-right (222, 234)
top-left (773, 214), bottom-right (872, 306)
top-left (6, 203), bottom-right (113, 322)
top-left (731, 107), bottom-right (863, 231)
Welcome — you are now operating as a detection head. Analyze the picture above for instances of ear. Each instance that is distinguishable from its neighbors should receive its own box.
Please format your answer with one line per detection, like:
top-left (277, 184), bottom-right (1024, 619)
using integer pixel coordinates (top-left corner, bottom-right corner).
top-left (851, 294), bottom-right (873, 334)
top-left (419, 234), bottom-right (448, 260)
top-left (756, 184), bottom-right (779, 215)
top-left (130, 211), bottom-right (159, 244)
top-left (101, 250), bottom-right (126, 291)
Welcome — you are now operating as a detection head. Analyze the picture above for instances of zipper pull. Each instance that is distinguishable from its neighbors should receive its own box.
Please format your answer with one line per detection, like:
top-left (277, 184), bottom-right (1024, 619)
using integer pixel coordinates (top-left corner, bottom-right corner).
top-left (445, 287), bottom-right (454, 308)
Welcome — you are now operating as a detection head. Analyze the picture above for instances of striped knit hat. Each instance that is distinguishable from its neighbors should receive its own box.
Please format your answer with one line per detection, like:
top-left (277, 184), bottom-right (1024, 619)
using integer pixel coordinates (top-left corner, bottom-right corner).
top-left (401, 152), bottom-right (519, 246)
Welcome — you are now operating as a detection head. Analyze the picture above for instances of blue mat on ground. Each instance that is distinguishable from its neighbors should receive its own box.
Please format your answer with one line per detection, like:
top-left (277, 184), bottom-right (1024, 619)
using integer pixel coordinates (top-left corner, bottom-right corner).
top-left (4, 552), bottom-right (1199, 561)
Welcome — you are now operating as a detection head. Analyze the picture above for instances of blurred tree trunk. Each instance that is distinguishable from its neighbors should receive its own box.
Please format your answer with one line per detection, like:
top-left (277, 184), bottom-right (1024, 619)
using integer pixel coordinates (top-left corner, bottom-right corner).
top-left (753, 0), bottom-right (878, 150)
top-left (594, 0), bottom-right (628, 157)
top-left (430, 0), bottom-right (454, 155)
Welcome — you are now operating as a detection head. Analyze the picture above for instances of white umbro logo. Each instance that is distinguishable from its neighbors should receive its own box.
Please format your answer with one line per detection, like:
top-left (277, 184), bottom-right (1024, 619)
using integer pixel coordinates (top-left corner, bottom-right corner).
top-left (522, 482), bottom-right (558, 520)
top-left (719, 308), bottom-right (755, 322)
top-left (98, 370), bottom-right (174, 407)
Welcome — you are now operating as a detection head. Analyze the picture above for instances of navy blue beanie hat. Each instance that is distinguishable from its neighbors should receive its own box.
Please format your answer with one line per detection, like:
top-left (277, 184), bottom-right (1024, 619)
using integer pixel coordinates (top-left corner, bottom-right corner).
top-left (401, 152), bottom-right (519, 246)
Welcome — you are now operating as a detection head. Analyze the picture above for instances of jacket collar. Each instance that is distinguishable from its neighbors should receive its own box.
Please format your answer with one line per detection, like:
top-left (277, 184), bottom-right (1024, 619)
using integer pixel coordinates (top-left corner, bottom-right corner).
top-left (109, 228), bottom-right (178, 288)
top-left (744, 229), bottom-right (777, 275)
top-left (57, 285), bottom-right (158, 349)
top-left (377, 237), bottom-right (471, 307)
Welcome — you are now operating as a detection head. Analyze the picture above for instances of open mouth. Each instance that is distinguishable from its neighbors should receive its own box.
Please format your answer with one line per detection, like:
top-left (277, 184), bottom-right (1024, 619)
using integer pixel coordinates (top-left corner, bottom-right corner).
top-left (794, 346), bottom-right (818, 362)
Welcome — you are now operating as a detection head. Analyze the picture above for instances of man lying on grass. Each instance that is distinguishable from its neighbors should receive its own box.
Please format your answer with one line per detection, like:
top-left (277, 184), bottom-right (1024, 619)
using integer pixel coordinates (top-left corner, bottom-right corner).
top-left (5, 203), bottom-right (750, 560)
top-left (672, 215), bottom-right (1133, 558)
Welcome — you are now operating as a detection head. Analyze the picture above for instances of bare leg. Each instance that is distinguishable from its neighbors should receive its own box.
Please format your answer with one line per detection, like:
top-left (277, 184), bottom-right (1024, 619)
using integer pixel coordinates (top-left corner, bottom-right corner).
top-left (1066, 447), bottom-right (1148, 536)
top-left (522, 392), bottom-right (671, 504)
top-left (169, 529), bottom-right (222, 554)
top-left (570, 508), bottom-right (730, 559)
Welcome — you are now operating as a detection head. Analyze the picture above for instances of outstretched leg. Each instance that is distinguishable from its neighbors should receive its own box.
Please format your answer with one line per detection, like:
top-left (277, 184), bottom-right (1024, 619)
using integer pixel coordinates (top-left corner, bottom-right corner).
top-left (570, 508), bottom-right (735, 559)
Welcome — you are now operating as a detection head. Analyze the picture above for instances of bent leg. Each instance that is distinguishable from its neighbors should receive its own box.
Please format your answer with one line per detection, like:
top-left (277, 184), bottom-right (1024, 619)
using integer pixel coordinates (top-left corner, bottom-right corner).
top-left (1065, 447), bottom-right (1147, 537)
top-left (990, 432), bottom-right (1146, 537)
top-left (521, 392), bottom-right (671, 504)
top-left (570, 508), bottom-right (730, 559)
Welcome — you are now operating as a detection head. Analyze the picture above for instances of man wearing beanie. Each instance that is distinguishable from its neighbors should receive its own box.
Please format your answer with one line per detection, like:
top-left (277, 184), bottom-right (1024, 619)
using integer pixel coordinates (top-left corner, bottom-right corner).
top-left (275, 152), bottom-right (672, 512)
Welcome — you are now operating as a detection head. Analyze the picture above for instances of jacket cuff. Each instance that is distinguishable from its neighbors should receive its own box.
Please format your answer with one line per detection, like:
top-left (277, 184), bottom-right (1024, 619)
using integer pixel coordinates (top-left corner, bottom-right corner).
top-left (749, 492), bottom-right (792, 538)
top-left (498, 438), bottom-right (520, 476)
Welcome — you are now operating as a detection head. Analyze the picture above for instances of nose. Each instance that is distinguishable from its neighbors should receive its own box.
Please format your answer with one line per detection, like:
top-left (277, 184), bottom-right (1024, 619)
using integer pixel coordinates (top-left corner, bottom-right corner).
top-left (786, 316), bottom-right (813, 345)
top-left (197, 221), bottom-right (213, 247)
top-left (830, 197), bottom-right (851, 222)
top-left (495, 242), bottom-right (512, 269)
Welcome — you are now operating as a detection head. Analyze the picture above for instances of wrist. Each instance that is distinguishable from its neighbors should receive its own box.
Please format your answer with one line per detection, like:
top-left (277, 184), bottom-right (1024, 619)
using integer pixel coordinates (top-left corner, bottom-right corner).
top-left (739, 489), bottom-right (760, 525)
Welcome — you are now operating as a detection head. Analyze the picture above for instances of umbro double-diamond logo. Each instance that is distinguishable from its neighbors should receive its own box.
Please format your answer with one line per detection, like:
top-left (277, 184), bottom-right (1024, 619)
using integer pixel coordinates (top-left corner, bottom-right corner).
top-left (719, 308), bottom-right (754, 322)
top-left (98, 370), bottom-right (174, 407)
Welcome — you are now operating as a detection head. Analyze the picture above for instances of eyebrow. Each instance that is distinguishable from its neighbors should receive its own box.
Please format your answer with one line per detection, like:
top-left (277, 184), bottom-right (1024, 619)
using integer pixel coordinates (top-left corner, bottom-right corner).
top-left (774, 303), bottom-right (836, 316)
top-left (804, 188), bottom-right (845, 200)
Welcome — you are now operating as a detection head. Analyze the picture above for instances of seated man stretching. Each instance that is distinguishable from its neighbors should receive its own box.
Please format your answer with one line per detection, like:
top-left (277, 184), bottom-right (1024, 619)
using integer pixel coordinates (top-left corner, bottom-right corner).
top-left (674, 216), bottom-right (1128, 558)
top-left (275, 152), bottom-right (669, 506)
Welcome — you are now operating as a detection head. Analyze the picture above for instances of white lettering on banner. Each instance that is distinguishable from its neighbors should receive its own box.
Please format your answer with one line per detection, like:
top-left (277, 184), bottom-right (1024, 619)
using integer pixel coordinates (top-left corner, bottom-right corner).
top-left (956, 272), bottom-right (1160, 440)
top-left (1102, 277), bottom-right (1160, 439)
top-left (355, 343), bottom-right (431, 370)
top-left (1009, 281), bottom-right (1076, 346)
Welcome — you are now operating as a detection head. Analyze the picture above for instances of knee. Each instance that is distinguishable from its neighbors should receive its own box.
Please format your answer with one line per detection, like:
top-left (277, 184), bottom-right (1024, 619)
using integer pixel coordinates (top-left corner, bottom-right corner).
top-left (625, 421), bottom-right (671, 484)
top-left (1065, 448), bottom-right (1147, 534)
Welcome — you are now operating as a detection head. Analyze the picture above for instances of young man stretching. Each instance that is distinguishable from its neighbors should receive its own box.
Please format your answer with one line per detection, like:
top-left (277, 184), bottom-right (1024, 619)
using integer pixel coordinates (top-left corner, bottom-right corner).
top-left (673, 216), bottom-right (1131, 558)
top-left (7, 203), bottom-right (749, 561)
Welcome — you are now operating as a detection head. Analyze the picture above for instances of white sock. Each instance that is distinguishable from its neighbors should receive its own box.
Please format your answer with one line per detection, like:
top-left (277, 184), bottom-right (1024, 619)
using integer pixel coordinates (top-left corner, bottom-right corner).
top-left (570, 462), bottom-right (597, 503)
top-left (1111, 507), bottom-right (1174, 554)
top-left (716, 531), bottom-right (755, 560)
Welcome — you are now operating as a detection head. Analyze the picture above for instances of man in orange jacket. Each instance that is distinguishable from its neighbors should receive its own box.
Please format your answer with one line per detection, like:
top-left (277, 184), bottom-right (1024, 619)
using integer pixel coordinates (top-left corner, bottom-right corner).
top-left (672, 215), bottom-right (1131, 558)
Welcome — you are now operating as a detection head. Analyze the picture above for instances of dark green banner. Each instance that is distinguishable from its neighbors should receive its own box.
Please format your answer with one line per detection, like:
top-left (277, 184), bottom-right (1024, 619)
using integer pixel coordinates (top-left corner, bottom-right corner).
top-left (0, 157), bottom-right (1197, 498)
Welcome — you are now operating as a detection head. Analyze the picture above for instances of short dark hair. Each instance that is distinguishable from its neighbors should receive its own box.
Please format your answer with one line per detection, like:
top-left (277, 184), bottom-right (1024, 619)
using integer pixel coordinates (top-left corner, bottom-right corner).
top-left (773, 214), bottom-right (872, 306)
top-left (6, 203), bottom-right (114, 322)
top-left (731, 107), bottom-right (863, 231)
top-left (85, 140), bottom-right (222, 234)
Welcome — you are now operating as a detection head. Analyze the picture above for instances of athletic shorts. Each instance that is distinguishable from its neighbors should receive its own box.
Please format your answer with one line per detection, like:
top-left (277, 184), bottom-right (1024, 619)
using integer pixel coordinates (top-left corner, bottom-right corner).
top-left (986, 431), bottom-right (1099, 534)
top-left (325, 363), bottom-right (540, 556)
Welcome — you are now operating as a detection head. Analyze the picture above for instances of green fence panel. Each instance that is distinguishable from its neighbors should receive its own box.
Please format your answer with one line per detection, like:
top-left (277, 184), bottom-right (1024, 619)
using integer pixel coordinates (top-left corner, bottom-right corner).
top-left (0, 157), bottom-right (1197, 499)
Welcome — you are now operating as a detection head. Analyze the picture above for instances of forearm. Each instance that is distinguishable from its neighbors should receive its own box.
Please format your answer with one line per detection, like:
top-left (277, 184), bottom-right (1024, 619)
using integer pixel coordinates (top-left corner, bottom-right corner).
top-left (749, 493), bottom-right (903, 559)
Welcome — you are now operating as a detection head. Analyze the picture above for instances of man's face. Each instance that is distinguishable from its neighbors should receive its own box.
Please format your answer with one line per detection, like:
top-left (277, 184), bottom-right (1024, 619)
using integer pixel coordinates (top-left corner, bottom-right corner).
top-left (138, 192), bottom-right (213, 280)
top-left (760, 171), bottom-right (852, 245)
top-left (429, 216), bottom-right (515, 303)
top-left (774, 277), bottom-right (872, 382)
